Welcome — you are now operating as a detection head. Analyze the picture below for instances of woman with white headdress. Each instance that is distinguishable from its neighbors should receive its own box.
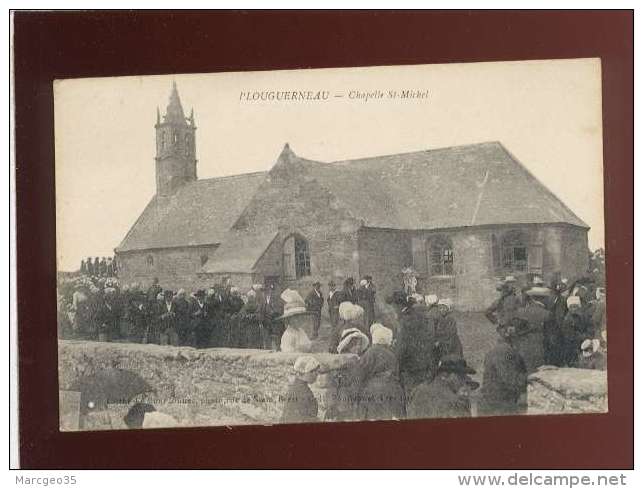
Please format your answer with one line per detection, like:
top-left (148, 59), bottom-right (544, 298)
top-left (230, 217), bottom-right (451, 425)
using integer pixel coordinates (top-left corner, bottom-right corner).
top-left (328, 327), bottom-right (371, 421)
top-left (327, 301), bottom-right (367, 353)
top-left (354, 323), bottom-right (405, 420)
top-left (278, 289), bottom-right (313, 353)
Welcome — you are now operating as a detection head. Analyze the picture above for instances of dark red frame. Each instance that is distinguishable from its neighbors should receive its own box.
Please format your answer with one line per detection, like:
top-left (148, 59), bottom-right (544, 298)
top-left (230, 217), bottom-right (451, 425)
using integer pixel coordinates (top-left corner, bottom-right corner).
top-left (14, 10), bottom-right (633, 469)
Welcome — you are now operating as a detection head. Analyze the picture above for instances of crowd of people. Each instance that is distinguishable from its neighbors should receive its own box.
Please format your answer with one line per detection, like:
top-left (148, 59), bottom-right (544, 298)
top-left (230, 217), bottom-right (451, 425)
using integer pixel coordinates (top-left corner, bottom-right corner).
top-left (58, 269), bottom-right (607, 423)
top-left (280, 273), bottom-right (607, 423)
top-left (79, 256), bottom-right (118, 278)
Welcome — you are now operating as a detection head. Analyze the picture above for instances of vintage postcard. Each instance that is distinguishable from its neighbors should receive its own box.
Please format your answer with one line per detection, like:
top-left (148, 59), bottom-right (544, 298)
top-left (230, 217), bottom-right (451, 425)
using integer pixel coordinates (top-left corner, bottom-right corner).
top-left (54, 59), bottom-right (606, 431)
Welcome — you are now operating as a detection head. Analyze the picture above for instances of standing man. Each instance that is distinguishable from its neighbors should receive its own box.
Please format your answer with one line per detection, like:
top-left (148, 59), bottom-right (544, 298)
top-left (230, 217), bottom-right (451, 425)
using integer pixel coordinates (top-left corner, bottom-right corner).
top-left (190, 289), bottom-right (210, 349)
top-left (305, 281), bottom-right (324, 340)
top-left (156, 290), bottom-right (179, 346)
top-left (99, 257), bottom-right (108, 277)
top-left (341, 277), bottom-right (358, 304)
top-left (395, 294), bottom-right (439, 400)
top-left (358, 275), bottom-right (377, 330)
top-left (262, 282), bottom-right (283, 350)
top-left (93, 257), bottom-right (101, 277)
top-left (146, 278), bottom-right (162, 306)
top-left (485, 276), bottom-right (521, 327)
top-left (80, 259), bottom-right (87, 275)
top-left (545, 279), bottom-right (568, 366)
top-left (173, 289), bottom-right (191, 346)
top-left (478, 322), bottom-right (528, 417)
top-left (86, 256), bottom-right (94, 276)
top-left (327, 281), bottom-right (341, 332)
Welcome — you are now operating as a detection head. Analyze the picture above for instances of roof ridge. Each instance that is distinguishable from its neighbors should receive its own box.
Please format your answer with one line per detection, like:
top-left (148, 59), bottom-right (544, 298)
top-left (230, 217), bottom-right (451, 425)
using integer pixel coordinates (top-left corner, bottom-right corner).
top-left (329, 141), bottom-right (503, 165)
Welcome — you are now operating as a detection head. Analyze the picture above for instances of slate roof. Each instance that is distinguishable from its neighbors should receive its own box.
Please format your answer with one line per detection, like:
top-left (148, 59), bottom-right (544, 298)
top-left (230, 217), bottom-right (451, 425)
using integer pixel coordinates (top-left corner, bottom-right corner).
top-left (116, 171), bottom-right (267, 252)
top-left (200, 230), bottom-right (279, 274)
top-left (306, 141), bottom-right (588, 230)
top-left (117, 141), bottom-right (587, 254)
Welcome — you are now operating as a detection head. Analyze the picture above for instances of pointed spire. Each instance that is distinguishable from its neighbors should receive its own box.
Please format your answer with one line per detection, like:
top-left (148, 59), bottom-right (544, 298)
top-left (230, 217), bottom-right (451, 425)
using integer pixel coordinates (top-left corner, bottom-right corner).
top-left (163, 81), bottom-right (187, 124)
top-left (276, 142), bottom-right (295, 165)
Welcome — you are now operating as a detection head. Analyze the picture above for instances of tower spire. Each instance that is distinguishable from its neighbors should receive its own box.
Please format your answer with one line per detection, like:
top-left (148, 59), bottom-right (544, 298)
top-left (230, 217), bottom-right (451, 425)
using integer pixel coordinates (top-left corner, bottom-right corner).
top-left (164, 81), bottom-right (187, 124)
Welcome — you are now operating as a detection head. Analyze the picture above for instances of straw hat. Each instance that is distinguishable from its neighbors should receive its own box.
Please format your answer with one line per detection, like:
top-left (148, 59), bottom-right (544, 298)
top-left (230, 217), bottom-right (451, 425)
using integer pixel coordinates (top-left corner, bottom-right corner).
top-left (278, 289), bottom-right (313, 320)
top-left (425, 294), bottom-right (438, 305)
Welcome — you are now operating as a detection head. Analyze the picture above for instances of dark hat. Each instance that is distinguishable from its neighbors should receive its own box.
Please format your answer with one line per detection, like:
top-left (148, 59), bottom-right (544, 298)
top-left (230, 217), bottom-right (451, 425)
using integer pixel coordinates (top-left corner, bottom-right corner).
top-left (328, 280), bottom-right (336, 287)
top-left (163, 289), bottom-right (174, 298)
top-left (194, 289), bottom-right (206, 298)
top-left (437, 355), bottom-right (479, 389)
top-left (437, 355), bottom-right (476, 376)
top-left (312, 281), bottom-right (321, 287)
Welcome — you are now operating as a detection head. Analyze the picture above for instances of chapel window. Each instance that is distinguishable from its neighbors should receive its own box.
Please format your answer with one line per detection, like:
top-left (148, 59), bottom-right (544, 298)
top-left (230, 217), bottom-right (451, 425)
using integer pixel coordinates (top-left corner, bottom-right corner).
top-left (428, 235), bottom-right (454, 276)
top-left (501, 230), bottom-right (528, 272)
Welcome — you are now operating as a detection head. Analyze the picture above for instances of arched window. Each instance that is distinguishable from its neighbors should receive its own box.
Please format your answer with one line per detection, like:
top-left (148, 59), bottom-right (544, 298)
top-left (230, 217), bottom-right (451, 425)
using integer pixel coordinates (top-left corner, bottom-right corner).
top-left (146, 255), bottom-right (154, 268)
top-left (283, 234), bottom-right (311, 279)
top-left (502, 230), bottom-right (528, 272)
top-left (428, 236), bottom-right (454, 276)
top-left (200, 254), bottom-right (209, 266)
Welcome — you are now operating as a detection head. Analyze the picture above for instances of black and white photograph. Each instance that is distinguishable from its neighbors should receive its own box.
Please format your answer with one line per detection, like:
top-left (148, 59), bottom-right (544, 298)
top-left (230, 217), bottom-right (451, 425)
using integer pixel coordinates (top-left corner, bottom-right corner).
top-left (53, 59), bottom-right (607, 432)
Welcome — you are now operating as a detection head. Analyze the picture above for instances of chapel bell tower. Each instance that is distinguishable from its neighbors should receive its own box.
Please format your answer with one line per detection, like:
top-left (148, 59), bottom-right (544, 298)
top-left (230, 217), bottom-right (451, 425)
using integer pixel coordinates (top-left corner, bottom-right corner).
top-left (155, 82), bottom-right (197, 196)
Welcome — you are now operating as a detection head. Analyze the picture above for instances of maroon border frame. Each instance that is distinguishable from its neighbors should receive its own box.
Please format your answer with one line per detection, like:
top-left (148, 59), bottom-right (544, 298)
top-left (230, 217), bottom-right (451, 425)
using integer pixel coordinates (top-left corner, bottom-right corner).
top-left (14, 10), bottom-right (633, 469)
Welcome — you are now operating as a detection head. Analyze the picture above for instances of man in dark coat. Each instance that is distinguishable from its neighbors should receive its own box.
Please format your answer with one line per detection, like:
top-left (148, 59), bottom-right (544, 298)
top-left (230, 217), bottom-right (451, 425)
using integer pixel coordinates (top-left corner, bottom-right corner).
top-left (560, 295), bottom-right (594, 367)
top-left (395, 296), bottom-right (439, 399)
top-left (171, 289), bottom-right (191, 345)
top-left (156, 290), bottom-right (179, 346)
top-left (514, 290), bottom-right (550, 372)
top-left (80, 259), bottom-right (87, 275)
top-left (544, 280), bottom-right (568, 366)
top-left (479, 323), bottom-right (528, 417)
top-left (94, 289), bottom-right (120, 342)
top-left (357, 275), bottom-right (376, 330)
top-left (146, 278), bottom-right (162, 307)
top-left (93, 257), bottom-right (101, 277)
top-left (327, 280), bottom-right (341, 330)
top-left (407, 355), bottom-right (479, 419)
top-left (86, 257), bottom-right (94, 276)
top-left (280, 356), bottom-right (320, 424)
top-left (340, 277), bottom-right (358, 304)
top-left (305, 282), bottom-right (324, 340)
top-left (262, 282), bottom-right (283, 350)
top-left (190, 290), bottom-right (210, 349)
top-left (485, 277), bottom-right (522, 327)
top-left (99, 257), bottom-right (108, 277)
top-left (126, 284), bottom-right (148, 343)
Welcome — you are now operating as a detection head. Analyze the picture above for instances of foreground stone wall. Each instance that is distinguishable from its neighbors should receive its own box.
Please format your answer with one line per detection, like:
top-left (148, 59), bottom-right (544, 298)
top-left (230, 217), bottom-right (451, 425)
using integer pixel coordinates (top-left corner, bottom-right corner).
top-left (58, 340), bottom-right (356, 431)
top-left (528, 367), bottom-right (607, 415)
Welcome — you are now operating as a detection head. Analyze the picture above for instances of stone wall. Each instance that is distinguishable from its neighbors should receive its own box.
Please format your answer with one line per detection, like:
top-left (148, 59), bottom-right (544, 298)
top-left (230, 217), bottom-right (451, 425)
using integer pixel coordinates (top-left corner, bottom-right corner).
top-left (117, 244), bottom-right (218, 290)
top-left (58, 340), bottom-right (356, 431)
top-left (528, 367), bottom-right (607, 415)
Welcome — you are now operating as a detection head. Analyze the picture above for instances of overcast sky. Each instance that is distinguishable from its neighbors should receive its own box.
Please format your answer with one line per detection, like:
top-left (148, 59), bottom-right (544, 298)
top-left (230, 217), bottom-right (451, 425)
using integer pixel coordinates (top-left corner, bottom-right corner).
top-left (55, 58), bottom-right (604, 271)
